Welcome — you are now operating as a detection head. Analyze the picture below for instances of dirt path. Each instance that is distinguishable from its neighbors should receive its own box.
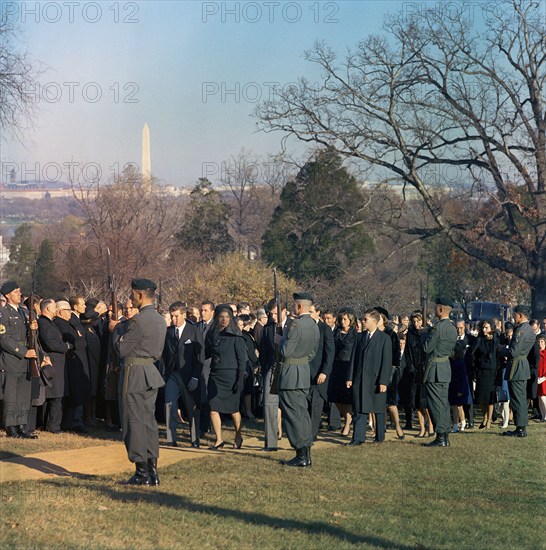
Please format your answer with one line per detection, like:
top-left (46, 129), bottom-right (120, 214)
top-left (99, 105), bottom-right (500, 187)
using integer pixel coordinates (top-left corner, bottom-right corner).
top-left (0, 434), bottom-right (350, 483)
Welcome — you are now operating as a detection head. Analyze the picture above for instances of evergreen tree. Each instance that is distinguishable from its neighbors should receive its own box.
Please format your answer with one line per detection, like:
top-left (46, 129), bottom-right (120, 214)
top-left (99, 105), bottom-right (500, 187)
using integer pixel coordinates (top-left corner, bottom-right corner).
top-left (35, 239), bottom-right (63, 297)
top-left (262, 150), bottom-right (374, 280)
top-left (175, 178), bottom-right (234, 260)
top-left (3, 223), bottom-right (35, 290)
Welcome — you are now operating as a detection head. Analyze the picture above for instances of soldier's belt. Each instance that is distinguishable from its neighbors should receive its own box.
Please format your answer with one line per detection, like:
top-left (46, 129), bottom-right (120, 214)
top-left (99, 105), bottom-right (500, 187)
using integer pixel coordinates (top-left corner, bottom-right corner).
top-left (124, 357), bottom-right (154, 366)
top-left (429, 356), bottom-right (450, 362)
top-left (282, 357), bottom-right (308, 366)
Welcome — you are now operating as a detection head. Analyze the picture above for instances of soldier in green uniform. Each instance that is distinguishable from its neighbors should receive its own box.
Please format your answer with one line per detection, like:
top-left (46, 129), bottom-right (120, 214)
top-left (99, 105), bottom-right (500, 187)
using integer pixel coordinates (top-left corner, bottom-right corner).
top-left (278, 292), bottom-right (320, 467)
top-left (0, 281), bottom-right (39, 438)
top-left (423, 297), bottom-right (458, 447)
top-left (113, 279), bottom-right (166, 485)
top-left (500, 304), bottom-right (535, 437)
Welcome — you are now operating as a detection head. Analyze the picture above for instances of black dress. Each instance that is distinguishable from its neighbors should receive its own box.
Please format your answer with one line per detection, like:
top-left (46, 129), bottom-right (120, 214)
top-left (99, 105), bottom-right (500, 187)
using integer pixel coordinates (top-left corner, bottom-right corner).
top-left (327, 327), bottom-right (357, 404)
top-left (206, 328), bottom-right (247, 414)
top-left (472, 335), bottom-right (499, 404)
top-left (405, 327), bottom-right (426, 409)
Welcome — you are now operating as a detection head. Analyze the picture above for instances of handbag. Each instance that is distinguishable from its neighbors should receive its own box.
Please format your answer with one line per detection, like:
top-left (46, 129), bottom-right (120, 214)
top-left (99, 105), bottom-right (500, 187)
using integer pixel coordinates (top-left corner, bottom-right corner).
top-left (494, 386), bottom-right (509, 403)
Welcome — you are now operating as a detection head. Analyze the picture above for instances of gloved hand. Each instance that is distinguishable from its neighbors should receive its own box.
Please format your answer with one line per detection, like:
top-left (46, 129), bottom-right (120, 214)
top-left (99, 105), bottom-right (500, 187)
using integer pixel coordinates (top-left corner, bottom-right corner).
top-left (187, 377), bottom-right (199, 392)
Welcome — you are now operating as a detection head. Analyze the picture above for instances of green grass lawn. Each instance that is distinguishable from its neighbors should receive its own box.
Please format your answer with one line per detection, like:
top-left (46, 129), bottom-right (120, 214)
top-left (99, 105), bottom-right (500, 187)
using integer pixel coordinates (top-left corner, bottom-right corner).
top-left (1, 420), bottom-right (544, 549)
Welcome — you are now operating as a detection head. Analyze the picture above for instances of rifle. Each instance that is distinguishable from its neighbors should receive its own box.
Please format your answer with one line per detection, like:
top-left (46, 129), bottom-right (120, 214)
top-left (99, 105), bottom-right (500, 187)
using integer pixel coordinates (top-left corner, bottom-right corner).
top-left (28, 264), bottom-right (40, 378)
top-left (269, 268), bottom-right (283, 395)
top-left (106, 248), bottom-right (119, 321)
top-left (157, 278), bottom-right (162, 313)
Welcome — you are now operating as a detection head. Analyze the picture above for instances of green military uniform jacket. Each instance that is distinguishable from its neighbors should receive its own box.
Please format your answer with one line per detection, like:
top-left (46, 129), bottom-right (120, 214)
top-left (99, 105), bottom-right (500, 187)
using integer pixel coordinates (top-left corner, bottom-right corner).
top-left (279, 314), bottom-right (320, 390)
top-left (504, 321), bottom-right (535, 381)
top-left (423, 318), bottom-right (457, 383)
top-left (0, 305), bottom-right (30, 373)
top-left (113, 304), bottom-right (166, 392)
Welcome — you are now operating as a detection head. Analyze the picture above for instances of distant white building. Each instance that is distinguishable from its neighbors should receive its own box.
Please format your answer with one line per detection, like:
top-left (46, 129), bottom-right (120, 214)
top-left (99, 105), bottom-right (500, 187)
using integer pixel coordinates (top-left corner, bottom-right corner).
top-left (0, 235), bottom-right (10, 276)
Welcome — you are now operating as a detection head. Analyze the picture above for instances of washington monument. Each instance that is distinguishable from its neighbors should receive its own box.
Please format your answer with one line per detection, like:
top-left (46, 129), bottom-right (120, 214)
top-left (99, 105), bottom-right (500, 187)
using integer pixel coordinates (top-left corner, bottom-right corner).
top-left (142, 123), bottom-right (151, 189)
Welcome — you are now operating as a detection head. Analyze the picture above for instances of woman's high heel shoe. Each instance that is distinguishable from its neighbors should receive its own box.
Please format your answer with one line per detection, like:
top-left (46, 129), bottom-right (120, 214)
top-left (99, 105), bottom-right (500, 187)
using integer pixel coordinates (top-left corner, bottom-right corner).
top-left (233, 434), bottom-right (243, 449)
top-left (209, 441), bottom-right (225, 450)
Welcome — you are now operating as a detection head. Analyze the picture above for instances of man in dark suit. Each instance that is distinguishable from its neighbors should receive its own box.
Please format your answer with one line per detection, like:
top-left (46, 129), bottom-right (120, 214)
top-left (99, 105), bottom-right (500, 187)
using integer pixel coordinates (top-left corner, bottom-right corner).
top-left (198, 300), bottom-right (214, 435)
top-left (259, 298), bottom-right (288, 451)
top-left (38, 299), bottom-right (72, 434)
top-left (455, 319), bottom-right (475, 428)
top-left (347, 308), bottom-right (392, 445)
top-left (163, 301), bottom-right (204, 448)
top-left (0, 281), bottom-right (39, 438)
top-left (308, 303), bottom-right (334, 439)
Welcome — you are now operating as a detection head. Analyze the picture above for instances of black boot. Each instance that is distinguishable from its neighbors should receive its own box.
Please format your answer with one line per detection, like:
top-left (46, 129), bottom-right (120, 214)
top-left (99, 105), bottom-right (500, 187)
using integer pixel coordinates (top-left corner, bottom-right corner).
top-left (444, 433), bottom-right (450, 447)
top-left (306, 446), bottom-right (312, 467)
top-left (502, 426), bottom-right (527, 437)
top-left (6, 426), bottom-right (21, 438)
top-left (147, 458), bottom-right (160, 486)
top-left (18, 425), bottom-right (38, 439)
top-left (423, 433), bottom-right (447, 447)
top-left (127, 462), bottom-right (151, 485)
top-left (281, 447), bottom-right (309, 467)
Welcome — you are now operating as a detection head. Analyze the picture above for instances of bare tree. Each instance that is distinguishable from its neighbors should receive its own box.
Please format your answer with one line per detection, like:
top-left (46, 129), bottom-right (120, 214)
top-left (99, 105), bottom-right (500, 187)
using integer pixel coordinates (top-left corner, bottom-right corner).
top-left (257, 0), bottom-right (546, 315)
top-left (67, 166), bottom-right (183, 294)
top-left (0, 15), bottom-right (41, 137)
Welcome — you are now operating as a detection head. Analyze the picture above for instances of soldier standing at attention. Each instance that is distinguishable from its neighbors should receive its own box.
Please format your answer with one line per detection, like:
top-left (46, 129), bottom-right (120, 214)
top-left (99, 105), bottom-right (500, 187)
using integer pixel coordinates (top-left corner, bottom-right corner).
top-left (423, 297), bottom-right (458, 448)
top-left (277, 292), bottom-right (320, 467)
top-left (113, 279), bottom-right (166, 485)
top-left (500, 304), bottom-right (535, 437)
top-left (0, 281), bottom-right (38, 438)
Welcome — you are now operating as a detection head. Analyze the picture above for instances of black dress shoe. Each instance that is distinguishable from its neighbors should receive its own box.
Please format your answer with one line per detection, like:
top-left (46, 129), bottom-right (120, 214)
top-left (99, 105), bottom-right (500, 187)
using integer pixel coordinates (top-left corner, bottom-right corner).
top-left (127, 462), bottom-right (151, 485)
top-left (71, 426), bottom-right (88, 435)
top-left (6, 426), bottom-right (22, 438)
top-left (18, 430), bottom-right (38, 439)
top-left (263, 447), bottom-right (278, 452)
top-left (345, 440), bottom-right (363, 446)
top-left (165, 441), bottom-right (178, 447)
top-left (191, 441), bottom-right (200, 448)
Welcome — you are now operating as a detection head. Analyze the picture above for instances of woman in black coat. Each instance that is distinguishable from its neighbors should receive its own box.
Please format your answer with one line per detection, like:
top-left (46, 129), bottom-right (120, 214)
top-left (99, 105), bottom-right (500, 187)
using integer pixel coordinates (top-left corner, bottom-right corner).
top-left (405, 311), bottom-right (434, 437)
top-left (327, 307), bottom-right (358, 436)
top-left (472, 319), bottom-right (500, 429)
top-left (205, 304), bottom-right (247, 449)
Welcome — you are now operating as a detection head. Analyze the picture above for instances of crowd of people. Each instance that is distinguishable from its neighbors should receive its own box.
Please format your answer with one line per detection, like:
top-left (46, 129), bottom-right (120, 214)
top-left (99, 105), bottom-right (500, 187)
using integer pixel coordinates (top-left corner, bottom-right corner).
top-left (1, 278), bottom-right (545, 483)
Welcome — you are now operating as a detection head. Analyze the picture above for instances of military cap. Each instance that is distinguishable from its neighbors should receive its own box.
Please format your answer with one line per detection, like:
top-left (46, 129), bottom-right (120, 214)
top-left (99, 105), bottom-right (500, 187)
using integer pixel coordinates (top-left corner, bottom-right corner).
top-left (374, 306), bottom-right (389, 319)
top-left (293, 292), bottom-right (314, 303)
top-left (514, 304), bottom-right (531, 317)
top-left (435, 296), bottom-right (454, 308)
top-left (131, 278), bottom-right (157, 291)
top-left (1, 281), bottom-right (19, 296)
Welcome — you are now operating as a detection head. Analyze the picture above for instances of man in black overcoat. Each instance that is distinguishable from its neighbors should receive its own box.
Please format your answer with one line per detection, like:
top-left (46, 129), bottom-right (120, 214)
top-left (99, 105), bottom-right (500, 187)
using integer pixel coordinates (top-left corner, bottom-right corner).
top-left (308, 303), bottom-right (334, 439)
top-left (38, 299), bottom-right (72, 433)
top-left (347, 309), bottom-right (392, 444)
top-left (163, 301), bottom-right (204, 448)
top-left (54, 300), bottom-right (91, 433)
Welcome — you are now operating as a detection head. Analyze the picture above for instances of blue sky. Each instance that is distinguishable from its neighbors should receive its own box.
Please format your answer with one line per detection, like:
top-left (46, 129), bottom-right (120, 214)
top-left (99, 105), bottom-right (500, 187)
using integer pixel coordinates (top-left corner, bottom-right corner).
top-left (1, 0), bottom-right (493, 187)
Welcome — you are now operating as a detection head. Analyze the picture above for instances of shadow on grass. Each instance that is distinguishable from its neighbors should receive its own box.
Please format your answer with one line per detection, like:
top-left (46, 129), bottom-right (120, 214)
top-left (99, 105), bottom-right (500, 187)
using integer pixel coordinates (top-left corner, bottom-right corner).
top-left (1, 455), bottom-right (98, 479)
top-left (77, 482), bottom-right (415, 548)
